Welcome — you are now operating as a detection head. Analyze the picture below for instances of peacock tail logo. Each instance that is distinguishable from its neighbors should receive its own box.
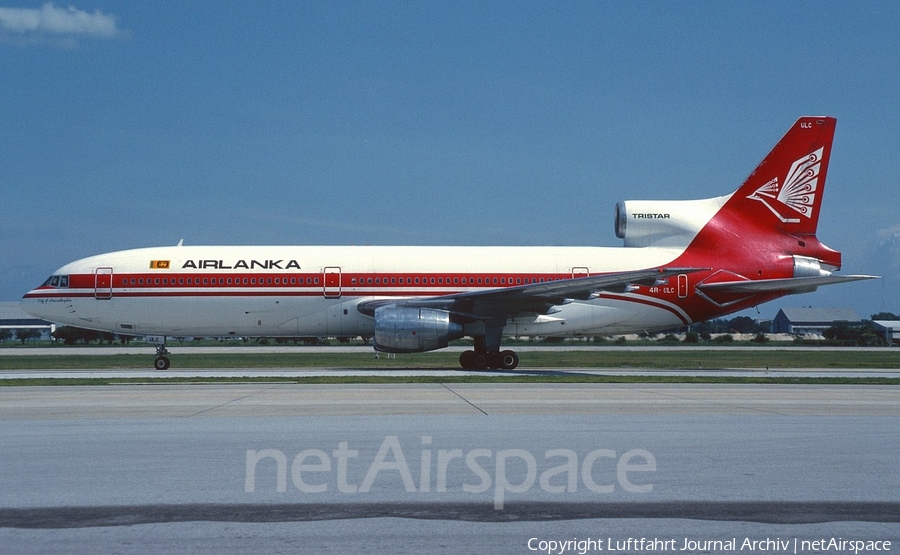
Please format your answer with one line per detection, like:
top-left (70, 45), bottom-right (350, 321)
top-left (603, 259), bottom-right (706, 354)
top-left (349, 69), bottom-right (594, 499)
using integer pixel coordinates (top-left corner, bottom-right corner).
top-left (747, 147), bottom-right (823, 223)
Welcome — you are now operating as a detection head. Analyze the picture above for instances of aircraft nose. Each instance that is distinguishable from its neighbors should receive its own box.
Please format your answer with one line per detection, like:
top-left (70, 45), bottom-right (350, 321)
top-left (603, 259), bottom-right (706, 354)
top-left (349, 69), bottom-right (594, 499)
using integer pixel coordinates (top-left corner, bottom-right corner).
top-left (19, 294), bottom-right (59, 322)
top-left (19, 295), bottom-right (44, 319)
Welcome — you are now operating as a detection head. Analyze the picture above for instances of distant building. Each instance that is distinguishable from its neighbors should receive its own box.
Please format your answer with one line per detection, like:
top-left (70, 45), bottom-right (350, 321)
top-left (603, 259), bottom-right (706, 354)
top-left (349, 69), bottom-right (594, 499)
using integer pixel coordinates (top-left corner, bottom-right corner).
top-left (0, 301), bottom-right (54, 339)
top-left (872, 321), bottom-right (900, 345)
top-left (771, 307), bottom-right (861, 335)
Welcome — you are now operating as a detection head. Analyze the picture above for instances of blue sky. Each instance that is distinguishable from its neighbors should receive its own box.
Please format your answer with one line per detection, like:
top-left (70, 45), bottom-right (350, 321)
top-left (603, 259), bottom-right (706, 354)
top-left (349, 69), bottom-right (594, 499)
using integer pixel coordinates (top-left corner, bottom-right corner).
top-left (2, 1), bottom-right (898, 320)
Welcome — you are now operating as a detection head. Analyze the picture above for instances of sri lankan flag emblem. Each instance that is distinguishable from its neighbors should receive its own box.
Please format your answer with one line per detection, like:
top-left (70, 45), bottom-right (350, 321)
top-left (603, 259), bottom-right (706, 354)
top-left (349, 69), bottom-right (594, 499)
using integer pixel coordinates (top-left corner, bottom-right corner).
top-left (150, 260), bottom-right (171, 269)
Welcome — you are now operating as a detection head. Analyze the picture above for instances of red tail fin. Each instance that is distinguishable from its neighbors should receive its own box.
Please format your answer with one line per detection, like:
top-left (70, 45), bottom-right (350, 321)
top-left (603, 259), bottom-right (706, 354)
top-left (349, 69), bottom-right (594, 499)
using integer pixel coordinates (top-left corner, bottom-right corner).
top-left (728, 116), bottom-right (836, 237)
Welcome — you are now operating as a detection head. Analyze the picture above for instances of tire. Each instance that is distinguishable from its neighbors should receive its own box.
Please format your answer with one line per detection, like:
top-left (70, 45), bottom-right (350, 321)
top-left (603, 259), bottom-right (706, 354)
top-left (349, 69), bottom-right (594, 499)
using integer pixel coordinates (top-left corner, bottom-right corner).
top-left (473, 353), bottom-right (489, 370)
top-left (499, 350), bottom-right (519, 370)
top-left (154, 356), bottom-right (171, 370)
top-left (459, 350), bottom-right (476, 369)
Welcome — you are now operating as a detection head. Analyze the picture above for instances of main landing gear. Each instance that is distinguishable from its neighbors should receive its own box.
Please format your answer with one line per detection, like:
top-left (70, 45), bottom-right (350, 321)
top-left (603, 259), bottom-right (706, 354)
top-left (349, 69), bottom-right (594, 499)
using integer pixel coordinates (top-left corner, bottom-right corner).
top-left (458, 322), bottom-right (519, 370)
top-left (458, 349), bottom-right (519, 370)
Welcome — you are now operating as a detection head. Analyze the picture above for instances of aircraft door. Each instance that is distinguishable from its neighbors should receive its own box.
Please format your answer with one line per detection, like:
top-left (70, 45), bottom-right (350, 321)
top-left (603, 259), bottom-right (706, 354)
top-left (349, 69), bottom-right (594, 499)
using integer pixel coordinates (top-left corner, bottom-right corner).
top-left (95, 267), bottom-right (113, 300)
top-left (571, 267), bottom-right (590, 279)
top-left (678, 274), bottom-right (689, 299)
top-left (323, 267), bottom-right (341, 298)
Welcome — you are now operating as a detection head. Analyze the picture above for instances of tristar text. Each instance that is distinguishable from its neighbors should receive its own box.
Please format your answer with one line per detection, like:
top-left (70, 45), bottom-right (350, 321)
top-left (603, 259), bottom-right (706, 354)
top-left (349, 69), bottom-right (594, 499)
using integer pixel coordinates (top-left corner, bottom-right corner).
top-left (181, 259), bottom-right (302, 270)
top-left (632, 213), bottom-right (670, 219)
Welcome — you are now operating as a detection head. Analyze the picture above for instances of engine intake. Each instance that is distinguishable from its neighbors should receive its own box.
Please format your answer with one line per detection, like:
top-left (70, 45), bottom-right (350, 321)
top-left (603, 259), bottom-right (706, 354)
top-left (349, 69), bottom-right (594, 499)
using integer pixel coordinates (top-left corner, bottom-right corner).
top-left (374, 306), bottom-right (464, 353)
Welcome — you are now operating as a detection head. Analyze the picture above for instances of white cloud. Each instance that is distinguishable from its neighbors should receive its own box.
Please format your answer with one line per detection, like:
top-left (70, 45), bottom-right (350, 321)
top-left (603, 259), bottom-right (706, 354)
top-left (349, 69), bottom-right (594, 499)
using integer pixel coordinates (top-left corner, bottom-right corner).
top-left (0, 2), bottom-right (121, 43)
top-left (876, 223), bottom-right (900, 268)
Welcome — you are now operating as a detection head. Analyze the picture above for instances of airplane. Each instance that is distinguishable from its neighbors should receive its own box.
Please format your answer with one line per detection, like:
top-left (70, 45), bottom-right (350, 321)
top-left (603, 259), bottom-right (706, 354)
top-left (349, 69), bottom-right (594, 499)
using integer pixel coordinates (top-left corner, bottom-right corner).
top-left (21, 116), bottom-right (876, 370)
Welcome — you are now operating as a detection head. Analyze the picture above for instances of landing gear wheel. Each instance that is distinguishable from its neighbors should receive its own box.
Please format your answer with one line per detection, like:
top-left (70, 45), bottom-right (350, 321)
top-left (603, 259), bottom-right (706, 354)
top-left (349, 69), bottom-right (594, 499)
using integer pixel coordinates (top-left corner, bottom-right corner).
top-left (498, 350), bottom-right (519, 370)
top-left (154, 356), bottom-right (171, 370)
top-left (473, 352), bottom-right (490, 370)
top-left (459, 350), bottom-right (476, 369)
top-left (459, 349), bottom-right (519, 370)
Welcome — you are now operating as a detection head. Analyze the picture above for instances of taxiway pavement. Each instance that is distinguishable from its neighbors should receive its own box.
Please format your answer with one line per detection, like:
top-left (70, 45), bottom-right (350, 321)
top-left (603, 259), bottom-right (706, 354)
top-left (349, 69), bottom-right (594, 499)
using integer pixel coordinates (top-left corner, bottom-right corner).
top-left (1, 380), bottom-right (898, 554)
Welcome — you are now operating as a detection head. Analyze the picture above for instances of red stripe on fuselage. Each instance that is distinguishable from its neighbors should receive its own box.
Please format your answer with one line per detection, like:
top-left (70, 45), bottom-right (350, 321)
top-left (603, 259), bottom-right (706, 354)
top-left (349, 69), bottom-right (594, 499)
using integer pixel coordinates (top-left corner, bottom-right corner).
top-left (32, 271), bottom-right (575, 293)
top-left (594, 293), bottom-right (692, 326)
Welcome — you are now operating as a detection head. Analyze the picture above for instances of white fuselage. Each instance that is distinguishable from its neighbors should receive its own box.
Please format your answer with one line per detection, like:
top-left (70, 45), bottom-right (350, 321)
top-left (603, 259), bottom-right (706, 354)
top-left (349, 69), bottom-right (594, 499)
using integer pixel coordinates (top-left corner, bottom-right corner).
top-left (22, 244), bottom-right (693, 340)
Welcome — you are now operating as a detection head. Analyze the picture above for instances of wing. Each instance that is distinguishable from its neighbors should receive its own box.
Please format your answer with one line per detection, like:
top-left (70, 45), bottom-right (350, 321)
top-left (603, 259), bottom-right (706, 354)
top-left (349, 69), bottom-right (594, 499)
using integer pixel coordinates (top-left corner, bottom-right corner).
top-left (358, 267), bottom-right (705, 320)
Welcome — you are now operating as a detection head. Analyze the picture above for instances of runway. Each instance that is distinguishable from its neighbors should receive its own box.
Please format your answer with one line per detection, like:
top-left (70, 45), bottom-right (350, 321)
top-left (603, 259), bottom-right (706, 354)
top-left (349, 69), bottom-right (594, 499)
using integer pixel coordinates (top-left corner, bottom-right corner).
top-left (2, 382), bottom-right (900, 418)
top-left (1, 381), bottom-right (898, 554)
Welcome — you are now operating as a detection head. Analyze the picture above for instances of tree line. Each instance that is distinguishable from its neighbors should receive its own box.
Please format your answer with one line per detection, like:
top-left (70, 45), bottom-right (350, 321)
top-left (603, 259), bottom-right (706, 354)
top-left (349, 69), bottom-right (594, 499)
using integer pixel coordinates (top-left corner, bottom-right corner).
top-left (2, 312), bottom-right (898, 347)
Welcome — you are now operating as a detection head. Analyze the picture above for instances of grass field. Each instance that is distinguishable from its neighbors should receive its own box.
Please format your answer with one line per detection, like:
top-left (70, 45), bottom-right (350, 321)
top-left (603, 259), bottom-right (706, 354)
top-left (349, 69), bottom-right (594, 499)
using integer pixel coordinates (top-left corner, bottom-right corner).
top-left (2, 348), bottom-right (900, 370)
top-left (1, 348), bottom-right (899, 386)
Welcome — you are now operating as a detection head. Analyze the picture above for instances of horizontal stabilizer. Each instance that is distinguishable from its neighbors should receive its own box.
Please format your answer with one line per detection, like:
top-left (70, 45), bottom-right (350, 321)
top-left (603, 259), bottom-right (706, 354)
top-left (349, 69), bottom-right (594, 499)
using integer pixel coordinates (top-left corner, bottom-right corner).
top-left (698, 274), bottom-right (878, 295)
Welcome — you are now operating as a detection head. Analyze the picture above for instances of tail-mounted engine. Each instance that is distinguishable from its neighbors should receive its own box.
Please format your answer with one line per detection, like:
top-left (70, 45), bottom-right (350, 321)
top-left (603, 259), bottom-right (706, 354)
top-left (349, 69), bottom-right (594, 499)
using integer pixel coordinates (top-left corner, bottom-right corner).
top-left (374, 306), bottom-right (464, 353)
top-left (789, 255), bottom-right (834, 294)
top-left (615, 196), bottom-right (726, 248)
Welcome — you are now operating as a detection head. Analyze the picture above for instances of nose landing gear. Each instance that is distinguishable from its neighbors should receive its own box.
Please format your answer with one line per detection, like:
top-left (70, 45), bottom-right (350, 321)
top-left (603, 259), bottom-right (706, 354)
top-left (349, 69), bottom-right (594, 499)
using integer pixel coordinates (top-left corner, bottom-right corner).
top-left (154, 345), bottom-right (171, 370)
top-left (148, 337), bottom-right (171, 370)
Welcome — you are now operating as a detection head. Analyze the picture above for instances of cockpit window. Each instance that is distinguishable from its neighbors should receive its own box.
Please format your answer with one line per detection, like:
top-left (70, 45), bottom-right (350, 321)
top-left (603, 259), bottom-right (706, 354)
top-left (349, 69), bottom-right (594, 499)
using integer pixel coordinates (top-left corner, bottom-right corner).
top-left (42, 275), bottom-right (69, 288)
